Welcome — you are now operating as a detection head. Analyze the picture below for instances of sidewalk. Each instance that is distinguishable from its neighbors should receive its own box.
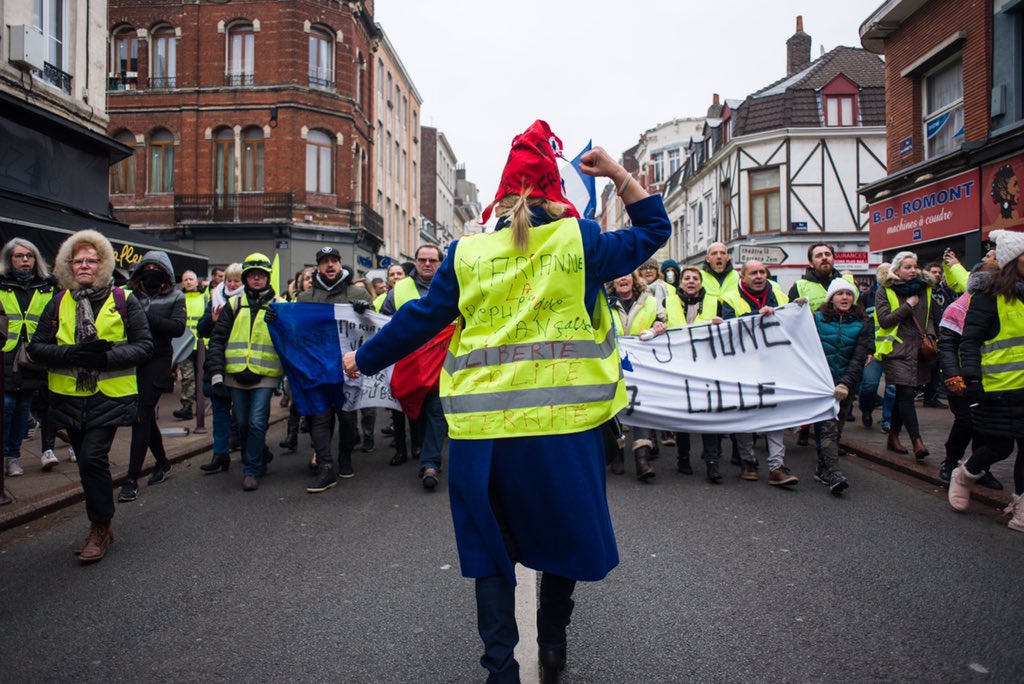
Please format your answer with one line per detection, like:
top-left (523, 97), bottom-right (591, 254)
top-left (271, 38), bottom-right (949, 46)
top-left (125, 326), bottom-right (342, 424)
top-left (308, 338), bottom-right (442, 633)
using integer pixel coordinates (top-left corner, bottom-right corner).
top-left (0, 392), bottom-right (288, 532)
top-left (839, 400), bottom-right (1015, 511)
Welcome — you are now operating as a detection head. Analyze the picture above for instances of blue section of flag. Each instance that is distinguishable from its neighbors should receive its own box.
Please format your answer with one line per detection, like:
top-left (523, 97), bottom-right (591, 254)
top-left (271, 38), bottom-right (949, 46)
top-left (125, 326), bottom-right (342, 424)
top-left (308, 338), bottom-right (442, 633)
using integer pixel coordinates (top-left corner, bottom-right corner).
top-left (267, 302), bottom-right (348, 417)
top-left (569, 141), bottom-right (597, 219)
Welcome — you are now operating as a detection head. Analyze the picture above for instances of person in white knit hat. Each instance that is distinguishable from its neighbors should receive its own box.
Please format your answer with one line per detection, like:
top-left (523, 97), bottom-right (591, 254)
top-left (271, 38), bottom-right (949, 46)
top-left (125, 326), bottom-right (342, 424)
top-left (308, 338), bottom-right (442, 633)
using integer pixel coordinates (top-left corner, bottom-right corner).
top-left (952, 229), bottom-right (1024, 530)
top-left (811, 277), bottom-right (873, 494)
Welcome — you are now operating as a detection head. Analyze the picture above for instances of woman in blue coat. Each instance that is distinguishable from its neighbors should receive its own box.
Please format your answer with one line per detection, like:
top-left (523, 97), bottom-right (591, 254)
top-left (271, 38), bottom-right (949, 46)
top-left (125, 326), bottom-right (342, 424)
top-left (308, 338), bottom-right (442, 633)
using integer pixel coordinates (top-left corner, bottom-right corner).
top-left (344, 122), bottom-right (669, 684)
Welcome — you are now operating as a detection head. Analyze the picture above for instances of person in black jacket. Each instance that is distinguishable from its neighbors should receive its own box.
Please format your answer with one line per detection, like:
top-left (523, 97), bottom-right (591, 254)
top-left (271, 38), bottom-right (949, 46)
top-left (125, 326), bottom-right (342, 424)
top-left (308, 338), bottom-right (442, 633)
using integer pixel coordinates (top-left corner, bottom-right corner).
top-left (118, 252), bottom-right (186, 503)
top-left (29, 230), bottom-right (153, 563)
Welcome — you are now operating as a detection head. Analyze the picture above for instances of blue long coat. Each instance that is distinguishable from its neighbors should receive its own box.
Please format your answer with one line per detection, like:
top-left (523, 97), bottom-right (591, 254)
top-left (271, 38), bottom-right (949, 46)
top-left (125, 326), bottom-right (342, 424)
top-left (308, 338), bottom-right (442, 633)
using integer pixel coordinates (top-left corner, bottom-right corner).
top-left (356, 196), bottom-right (671, 583)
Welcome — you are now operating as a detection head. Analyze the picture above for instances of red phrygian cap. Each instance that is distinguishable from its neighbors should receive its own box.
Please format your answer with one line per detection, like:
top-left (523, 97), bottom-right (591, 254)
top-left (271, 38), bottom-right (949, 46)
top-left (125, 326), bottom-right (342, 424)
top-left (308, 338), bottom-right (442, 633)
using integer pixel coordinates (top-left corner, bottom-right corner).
top-left (480, 120), bottom-right (581, 225)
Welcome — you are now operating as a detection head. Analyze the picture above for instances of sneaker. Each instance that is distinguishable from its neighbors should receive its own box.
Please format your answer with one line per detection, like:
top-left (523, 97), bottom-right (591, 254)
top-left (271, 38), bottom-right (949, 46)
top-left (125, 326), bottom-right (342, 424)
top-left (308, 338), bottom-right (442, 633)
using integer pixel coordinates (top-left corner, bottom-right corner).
top-left (939, 463), bottom-right (953, 482)
top-left (4, 458), bottom-right (24, 477)
top-left (68, 446), bottom-right (77, 463)
top-left (861, 412), bottom-right (873, 428)
top-left (117, 480), bottom-right (139, 502)
top-left (147, 461), bottom-right (171, 485)
top-left (828, 471), bottom-right (848, 495)
top-left (768, 466), bottom-right (799, 486)
top-left (880, 422), bottom-right (891, 434)
top-left (41, 449), bottom-right (59, 471)
top-left (243, 474), bottom-right (259, 491)
top-left (306, 464), bottom-right (337, 493)
top-left (739, 463), bottom-right (758, 481)
top-left (421, 467), bottom-right (439, 490)
top-left (660, 435), bottom-right (676, 447)
top-left (361, 437), bottom-right (374, 453)
top-left (337, 459), bottom-right (355, 479)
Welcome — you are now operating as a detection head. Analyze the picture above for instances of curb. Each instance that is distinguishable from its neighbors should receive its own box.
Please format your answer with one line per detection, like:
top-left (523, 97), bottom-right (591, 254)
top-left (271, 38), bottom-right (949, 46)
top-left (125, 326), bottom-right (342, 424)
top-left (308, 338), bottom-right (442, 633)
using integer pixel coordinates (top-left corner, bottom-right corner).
top-left (840, 437), bottom-right (1012, 512)
top-left (0, 414), bottom-right (287, 533)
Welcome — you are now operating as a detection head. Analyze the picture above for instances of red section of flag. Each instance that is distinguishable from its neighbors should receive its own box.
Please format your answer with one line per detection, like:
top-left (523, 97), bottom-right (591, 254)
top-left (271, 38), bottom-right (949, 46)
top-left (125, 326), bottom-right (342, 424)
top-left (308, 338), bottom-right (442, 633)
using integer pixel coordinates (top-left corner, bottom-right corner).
top-left (390, 325), bottom-right (456, 419)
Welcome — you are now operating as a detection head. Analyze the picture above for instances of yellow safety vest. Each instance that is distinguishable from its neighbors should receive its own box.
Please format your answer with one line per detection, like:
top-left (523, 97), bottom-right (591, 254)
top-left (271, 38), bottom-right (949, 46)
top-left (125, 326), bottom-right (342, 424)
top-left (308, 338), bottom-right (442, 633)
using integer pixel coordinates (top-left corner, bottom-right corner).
top-left (184, 291), bottom-right (207, 350)
top-left (795, 273), bottom-right (856, 312)
top-left (0, 288), bottom-right (52, 352)
top-left (980, 295), bottom-right (1024, 393)
top-left (873, 287), bottom-right (932, 360)
top-left (224, 296), bottom-right (283, 378)
top-left (662, 286), bottom-right (685, 328)
top-left (373, 291), bottom-right (387, 312)
top-left (393, 276), bottom-right (420, 311)
top-left (944, 262), bottom-right (969, 295)
top-left (625, 295), bottom-right (659, 335)
top-left (48, 291), bottom-right (137, 398)
top-left (720, 282), bottom-right (790, 317)
top-left (439, 218), bottom-right (626, 440)
top-left (699, 268), bottom-right (739, 319)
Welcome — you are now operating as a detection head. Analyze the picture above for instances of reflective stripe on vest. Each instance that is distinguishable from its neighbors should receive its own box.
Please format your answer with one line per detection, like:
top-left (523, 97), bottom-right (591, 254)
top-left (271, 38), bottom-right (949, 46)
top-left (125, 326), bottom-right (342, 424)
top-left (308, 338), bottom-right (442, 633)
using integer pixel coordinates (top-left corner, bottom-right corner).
top-left (627, 295), bottom-right (659, 335)
top-left (184, 291), bottom-right (207, 350)
top-left (873, 286), bottom-right (931, 361)
top-left (980, 296), bottom-right (1024, 392)
top-left (663, 286), bottom-right (685, 328)
top-left (393, 276), bottom-right (420, 311)
top-left (0, 288), bottom-right (52, 352)
top-left (47, 291), bottom-right (137, 398)
top-left (439, 218), bottom-right (625, 440)
top-left (720, 282), bottom-right (790, 317)
top-left (224, 297), bottom-right (283, 378)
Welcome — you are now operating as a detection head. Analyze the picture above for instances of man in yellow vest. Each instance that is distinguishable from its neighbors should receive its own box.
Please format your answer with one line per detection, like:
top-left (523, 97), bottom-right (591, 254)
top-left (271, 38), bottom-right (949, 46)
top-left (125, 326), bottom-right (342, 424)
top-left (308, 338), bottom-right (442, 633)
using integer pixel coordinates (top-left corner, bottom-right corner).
top-left (28, 229), bottom-right (153, 563)
top-left (701, 242), bottom-right (739, 319)
top-left (1, 238), bottom-right (58, 475)
top-left (719, 260), bottom-right (799, 487)
top-left (173, 270), bottom-right (205, 420)
top-left (207, 253), bottom-right (282, 491)
top-left (378, 244), bottom-right (447, 489)
top-left (787, 242), bottom-right (856, 312)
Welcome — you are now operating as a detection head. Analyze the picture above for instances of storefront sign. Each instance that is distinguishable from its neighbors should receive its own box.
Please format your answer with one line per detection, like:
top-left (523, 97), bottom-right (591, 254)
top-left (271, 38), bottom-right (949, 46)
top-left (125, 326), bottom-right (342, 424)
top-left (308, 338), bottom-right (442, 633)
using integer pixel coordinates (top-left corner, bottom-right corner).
top-left (981, 154), bottom-right (1024, 237)
top-left (833, 251), bottom-right (868, 269)
top-left (869, 169), bottom-right (980, 252)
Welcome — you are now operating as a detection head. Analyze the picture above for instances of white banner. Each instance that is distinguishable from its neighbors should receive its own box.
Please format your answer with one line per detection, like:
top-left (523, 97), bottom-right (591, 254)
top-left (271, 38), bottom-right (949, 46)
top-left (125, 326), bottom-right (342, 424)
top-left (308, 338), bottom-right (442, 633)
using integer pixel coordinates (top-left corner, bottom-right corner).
top-left (331, 305), bottom-right (401, 412)
top-left (617, 304), bottom-right (836, 433)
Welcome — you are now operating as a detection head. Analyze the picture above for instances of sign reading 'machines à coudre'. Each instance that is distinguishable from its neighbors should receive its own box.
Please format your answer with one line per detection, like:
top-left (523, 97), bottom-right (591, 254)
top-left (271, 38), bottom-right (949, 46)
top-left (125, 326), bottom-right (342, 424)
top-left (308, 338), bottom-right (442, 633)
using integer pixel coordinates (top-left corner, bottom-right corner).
top-left (869, 169), bottom-right (980, 252)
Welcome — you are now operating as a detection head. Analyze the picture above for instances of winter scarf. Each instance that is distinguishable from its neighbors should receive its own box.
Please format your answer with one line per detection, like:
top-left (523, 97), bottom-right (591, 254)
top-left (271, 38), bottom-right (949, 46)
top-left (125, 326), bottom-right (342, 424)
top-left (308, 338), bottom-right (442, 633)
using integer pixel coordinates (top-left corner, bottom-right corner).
top-left (71, 284), bottom-right (111, 392)
top-left (890, 277), bottom-right (928, 297)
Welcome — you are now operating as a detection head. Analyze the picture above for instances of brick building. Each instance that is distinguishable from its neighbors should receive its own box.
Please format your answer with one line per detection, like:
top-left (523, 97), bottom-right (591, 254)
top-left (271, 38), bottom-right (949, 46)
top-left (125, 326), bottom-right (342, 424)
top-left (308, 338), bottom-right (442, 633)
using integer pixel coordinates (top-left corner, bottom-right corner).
top-left (105, 0), bottom-right (382, 282)
top-left (860, 0), bottom-right (1024, 263)
top-left (419, 126), bottom-right (458, 247)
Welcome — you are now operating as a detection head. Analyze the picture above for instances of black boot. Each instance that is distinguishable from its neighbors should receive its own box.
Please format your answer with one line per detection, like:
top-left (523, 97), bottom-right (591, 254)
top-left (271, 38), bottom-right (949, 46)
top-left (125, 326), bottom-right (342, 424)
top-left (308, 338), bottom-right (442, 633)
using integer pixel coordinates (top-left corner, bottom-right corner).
top-left (676, 453), bottom-right (693, 475)
top-left (705, 459), bottom-right (722, 483)
top-left (307, 462), bottom-right (337, 493)
top-left (540, 648), bottom-right (567, 684)
top-left (389, 447), bottom-right (408, 466)
top-left (279, 413), bottom-right (299, 451)
top-left (200, 453), bottom-right (230, 473)
top-left (172, 403), bottom-right (194, 421)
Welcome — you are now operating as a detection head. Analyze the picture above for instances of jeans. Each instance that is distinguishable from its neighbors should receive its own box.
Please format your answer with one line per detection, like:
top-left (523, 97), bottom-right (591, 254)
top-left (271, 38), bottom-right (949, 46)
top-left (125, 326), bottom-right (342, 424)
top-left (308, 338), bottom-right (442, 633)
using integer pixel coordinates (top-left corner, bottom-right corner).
top-left (229, 386), bottom-right (274, 477)
top-left (3, 390), bottom-right (33, 460)
top-left (858, 359), bottom-right (895, 425)
top-left (736, 430), bottom-right (786, 471)
top-left (211, 394), bottom-right (233, 456)
top-left (310, 408), bottom-right (357, 469)
top-left (418, 393), bottom-right (447, 473)
top-left (360, 408), bottom-right (376, 440)
top-left (69, 426), bottom-right (118, 523)
top-left (127, 401), bottom-right (168, 480)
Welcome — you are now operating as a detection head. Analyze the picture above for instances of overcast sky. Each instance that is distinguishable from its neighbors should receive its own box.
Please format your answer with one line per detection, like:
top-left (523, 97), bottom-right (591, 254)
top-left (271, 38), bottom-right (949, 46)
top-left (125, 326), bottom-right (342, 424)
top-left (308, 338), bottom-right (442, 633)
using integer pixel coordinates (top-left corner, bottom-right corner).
top-left (374, 0), bottom-right (886, 210)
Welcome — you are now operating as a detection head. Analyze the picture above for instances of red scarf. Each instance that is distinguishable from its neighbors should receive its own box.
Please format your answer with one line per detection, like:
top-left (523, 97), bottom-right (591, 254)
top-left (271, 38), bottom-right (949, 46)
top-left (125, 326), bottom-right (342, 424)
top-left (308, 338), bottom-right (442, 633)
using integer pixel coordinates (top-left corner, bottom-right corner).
top-left (739, 282), bottom-right (770, 311)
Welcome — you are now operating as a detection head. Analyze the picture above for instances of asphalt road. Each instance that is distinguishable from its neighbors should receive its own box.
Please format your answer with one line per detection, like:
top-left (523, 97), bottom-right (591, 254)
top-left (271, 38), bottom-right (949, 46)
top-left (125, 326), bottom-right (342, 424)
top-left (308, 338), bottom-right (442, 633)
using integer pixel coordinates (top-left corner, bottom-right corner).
top-left (1, 423), bottom-right (1022, 683)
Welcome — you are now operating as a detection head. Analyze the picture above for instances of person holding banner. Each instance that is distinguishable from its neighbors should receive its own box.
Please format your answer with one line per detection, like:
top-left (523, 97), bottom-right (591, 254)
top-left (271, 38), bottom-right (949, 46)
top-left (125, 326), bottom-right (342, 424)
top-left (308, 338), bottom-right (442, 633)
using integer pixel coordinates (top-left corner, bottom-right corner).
top-left (701, 242), bottom-right (739, 317)
top-left (874, 253), bottom-right (940, 461)
top-left (608, 271), bottom-right (666, 480)
top-left (343, 122), bottom-right (669, 684)
top-left (719, 260), bottom-right (800, 486)
top-left (118, 252), bottom-right (186, 502)
top-left (296, 246), bottom-right (372, 492)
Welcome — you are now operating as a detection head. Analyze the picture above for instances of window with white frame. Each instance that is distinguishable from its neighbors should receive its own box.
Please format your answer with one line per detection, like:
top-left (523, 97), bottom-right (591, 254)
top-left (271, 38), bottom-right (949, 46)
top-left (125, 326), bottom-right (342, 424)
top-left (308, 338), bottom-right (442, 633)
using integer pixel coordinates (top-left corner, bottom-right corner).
top-left (306, 130), bottom-right (333, 194)
top-left (151, 25), bottom-right (176, 89)
top-left (668, 149), bottom-right (681, 175)
top-left (824, 95), bottom-right (855, 126)
top-left (226, 22), bottom-right (255, 87)
top-left (33, 0), bottom-right (68, 92)
top-left (749, 168), bottom-right (781, 233)
top-left (651, 152), bottom-right (664, 184)
top-left (308, 27), bottom-right (334, 90)
top-left (924, 56), bottom-right (964, 158)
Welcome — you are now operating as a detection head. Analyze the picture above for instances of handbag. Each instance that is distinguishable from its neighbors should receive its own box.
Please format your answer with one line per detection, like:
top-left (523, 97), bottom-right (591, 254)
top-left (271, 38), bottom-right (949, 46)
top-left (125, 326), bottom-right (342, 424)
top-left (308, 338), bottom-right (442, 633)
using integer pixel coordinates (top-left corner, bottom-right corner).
top-left (910, 314), bottom-right (938, 361)
top-left (12, 340), bottom-right (46, 373)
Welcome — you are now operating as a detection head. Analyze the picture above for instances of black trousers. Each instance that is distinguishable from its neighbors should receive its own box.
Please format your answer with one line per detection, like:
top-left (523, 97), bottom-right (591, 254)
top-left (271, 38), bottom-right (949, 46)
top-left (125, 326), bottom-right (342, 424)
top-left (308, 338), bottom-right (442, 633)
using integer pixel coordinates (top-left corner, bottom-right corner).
top-left (69, 425), bottom-right (118, 523)
top-left (309, 407), bottom-right (357, 467)
top-left (943, 395), bottom-right (977, 469)
top-left (674, 432), bottom-right (722, 462)
top-left (890, 384), bottom-right (922, 440)
top-left (127, 402), bottom-right (168, 480)
top-left (965, 436), bottom-right (1024, 495)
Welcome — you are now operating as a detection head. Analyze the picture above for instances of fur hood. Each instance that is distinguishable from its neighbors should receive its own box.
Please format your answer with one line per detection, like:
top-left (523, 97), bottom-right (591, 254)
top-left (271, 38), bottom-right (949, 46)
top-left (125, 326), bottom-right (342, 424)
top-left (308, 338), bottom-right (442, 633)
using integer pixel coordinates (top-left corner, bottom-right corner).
top-left (0, 238), bottom-right (50, 280)
top-left (52, 229), bottom-right (116, 291)
top-left (877, 265), bottom-right (937, 289)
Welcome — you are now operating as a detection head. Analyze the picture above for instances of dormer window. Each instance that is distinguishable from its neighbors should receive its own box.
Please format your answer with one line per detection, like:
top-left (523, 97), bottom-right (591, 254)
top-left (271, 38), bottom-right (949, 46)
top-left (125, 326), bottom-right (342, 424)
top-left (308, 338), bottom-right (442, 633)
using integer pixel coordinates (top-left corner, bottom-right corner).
top-left (821, 74), bottom-right (860, 127)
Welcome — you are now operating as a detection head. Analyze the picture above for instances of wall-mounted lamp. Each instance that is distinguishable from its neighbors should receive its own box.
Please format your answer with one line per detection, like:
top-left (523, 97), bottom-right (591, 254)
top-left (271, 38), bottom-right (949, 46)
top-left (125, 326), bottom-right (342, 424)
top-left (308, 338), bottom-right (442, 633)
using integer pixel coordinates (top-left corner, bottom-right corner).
top-left (269, 106), bottom-right (278, 128)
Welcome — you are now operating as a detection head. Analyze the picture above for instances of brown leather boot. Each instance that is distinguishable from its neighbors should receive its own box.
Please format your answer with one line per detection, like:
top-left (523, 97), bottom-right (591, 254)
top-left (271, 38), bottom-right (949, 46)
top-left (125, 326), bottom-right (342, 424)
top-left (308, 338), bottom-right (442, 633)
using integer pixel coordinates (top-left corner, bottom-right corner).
top-left (78, 522), bottom-right (113, 564)
top-left (911, 437), bottom-right (929, 460)
top-left (634, 446), bottom-right (655, 481)
top-left (886, 432), bottom-right (909, 454)
top-left (610, 447), bottom-right (625, 475)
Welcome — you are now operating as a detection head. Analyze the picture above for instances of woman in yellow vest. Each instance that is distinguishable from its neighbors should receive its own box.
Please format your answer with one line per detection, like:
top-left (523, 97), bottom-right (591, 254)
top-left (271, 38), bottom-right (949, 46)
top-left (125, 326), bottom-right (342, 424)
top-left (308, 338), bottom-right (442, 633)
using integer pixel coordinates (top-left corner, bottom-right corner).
top-left (343, 121), bottom-right (670, 683)
top-left (951, 230), bottom-right (1024, 531)
top-left (874, 252), bottom-right (941, 460)
top-left (28, 230), bottom-right (153, 564)
top-left (608, 271), bottom-right (665, 480)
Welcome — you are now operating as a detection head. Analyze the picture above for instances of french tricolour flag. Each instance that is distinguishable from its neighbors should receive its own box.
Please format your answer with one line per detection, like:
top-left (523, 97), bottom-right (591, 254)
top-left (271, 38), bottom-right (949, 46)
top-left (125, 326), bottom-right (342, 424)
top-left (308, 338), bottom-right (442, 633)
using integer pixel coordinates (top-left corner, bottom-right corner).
top-left (559, 140), bottom-right (596, 220)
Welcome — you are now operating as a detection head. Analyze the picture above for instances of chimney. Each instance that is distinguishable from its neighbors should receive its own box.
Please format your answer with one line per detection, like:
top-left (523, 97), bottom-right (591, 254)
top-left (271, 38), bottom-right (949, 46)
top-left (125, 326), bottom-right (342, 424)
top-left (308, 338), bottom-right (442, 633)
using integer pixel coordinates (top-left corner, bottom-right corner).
top-left (707, 93), bottom-right (723, 118)
top-left (713, 93), bottom-right (720, 106)
top-left (786, 15), bottom-right (811, 76)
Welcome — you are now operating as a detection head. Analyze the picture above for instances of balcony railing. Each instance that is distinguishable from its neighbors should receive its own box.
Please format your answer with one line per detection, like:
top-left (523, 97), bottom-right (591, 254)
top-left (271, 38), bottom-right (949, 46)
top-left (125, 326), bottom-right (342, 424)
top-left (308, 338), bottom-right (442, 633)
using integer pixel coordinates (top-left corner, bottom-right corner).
top-left (224, 71), bottom-right (254, 87)
top-left (349, 202), bottom-right (383, 240)
top-left (107, 72), bottom-right (138, 91)
top-left (174, 192), bottom-right (293, 224)
top-left (43, 62), bottom-right (72, 95)
top-left (309, 68), bottom-right (335, 91)
top-left (149, 75), bottom-right (177, 90)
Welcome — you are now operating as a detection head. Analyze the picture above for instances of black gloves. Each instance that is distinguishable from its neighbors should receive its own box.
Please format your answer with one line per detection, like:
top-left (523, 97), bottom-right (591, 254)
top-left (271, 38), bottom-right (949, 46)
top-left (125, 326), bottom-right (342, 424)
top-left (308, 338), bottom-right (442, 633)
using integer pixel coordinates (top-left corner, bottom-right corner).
top-left (67, 350), bottom-right (108, 369)
top-left (78, 339), bottom-right (114, 353)
top-left (964, 381), bottom-right (984, 406)
top-left (352, 301), bottom-right (370, 315)
top-left (263, 306), bottom-right (278, 324)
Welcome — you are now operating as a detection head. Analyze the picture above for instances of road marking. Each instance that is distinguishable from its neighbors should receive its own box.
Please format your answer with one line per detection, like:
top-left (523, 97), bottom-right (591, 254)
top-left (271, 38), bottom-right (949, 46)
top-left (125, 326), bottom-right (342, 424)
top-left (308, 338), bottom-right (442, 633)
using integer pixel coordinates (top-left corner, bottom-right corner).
top-left (515, 564), bottom-right (538, 682)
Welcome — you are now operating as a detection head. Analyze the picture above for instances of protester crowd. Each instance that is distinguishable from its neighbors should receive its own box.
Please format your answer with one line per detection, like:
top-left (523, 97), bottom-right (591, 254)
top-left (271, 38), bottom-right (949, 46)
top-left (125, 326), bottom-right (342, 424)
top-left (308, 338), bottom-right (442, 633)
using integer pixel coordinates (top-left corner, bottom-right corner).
top-left (3, 122), bottom-right (1023, 684)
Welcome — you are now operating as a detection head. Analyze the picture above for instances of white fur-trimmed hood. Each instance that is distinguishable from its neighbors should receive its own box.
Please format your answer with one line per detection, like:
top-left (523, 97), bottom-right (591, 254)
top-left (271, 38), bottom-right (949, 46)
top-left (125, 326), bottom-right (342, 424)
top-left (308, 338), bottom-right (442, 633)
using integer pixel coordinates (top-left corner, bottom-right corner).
top-left (52, 229), bottom-right (116, 291)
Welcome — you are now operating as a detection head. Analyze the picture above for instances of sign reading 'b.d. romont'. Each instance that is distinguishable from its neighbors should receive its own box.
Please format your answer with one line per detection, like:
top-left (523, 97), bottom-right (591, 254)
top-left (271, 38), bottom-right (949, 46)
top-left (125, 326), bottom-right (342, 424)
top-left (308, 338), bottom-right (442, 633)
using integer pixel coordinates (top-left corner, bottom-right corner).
top-left (868, 169), bottom-right (980, 252)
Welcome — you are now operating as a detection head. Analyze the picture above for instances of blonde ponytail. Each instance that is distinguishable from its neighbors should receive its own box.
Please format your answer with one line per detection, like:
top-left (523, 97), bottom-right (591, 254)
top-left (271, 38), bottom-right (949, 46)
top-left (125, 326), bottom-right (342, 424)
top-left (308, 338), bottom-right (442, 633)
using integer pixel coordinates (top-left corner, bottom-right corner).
top-left (494, 190), bottom-right (571, 252)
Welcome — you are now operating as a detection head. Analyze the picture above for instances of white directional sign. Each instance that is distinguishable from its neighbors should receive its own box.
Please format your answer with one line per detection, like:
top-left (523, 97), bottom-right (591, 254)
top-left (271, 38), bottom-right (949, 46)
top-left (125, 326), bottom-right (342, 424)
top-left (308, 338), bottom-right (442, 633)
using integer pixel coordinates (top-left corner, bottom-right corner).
top-left (737, 244), bottom-right (789, 265)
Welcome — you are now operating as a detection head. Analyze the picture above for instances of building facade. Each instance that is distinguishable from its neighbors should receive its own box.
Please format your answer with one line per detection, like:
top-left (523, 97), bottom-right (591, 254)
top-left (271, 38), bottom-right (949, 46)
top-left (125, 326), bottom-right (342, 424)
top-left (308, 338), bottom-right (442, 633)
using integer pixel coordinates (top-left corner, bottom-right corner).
top-left (371, 29), bottom-right (421, 268)
top-left (662, 18), bottom-right (888, 289)
top-left (105, 0), bottom-right (381, 282)
top-left (419, 126), bottom-right (457, 248)
top-left (860, 0), bottom-right (1024, 266)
